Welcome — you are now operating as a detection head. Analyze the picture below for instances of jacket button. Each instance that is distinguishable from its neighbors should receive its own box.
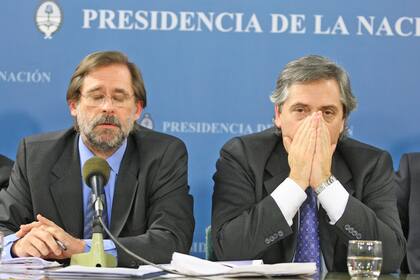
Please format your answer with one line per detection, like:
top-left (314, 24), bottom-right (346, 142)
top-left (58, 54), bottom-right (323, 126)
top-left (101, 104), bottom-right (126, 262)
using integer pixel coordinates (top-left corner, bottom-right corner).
top-left (345, 224), bottom-right (350, 230)
top-left (356, 233), bottom-right (362, 239)
top-left (265, 238), bottom-right (270, 244)
top-left (273, 233), bottom-right (278, 239)
top-left (278, 230), bottom-right (283, 237)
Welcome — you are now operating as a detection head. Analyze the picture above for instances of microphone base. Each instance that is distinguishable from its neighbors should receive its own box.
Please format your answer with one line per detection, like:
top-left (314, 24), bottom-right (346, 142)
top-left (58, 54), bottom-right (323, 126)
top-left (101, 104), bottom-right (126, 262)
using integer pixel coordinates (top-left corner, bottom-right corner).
top-left (70, 233), bottom-right (117, 267)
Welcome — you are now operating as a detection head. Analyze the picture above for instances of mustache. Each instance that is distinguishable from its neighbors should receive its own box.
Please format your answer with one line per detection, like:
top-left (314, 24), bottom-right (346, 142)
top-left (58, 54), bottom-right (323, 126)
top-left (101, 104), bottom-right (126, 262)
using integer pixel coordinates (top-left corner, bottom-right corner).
top-left (92, 115), bottom-right (122, 129)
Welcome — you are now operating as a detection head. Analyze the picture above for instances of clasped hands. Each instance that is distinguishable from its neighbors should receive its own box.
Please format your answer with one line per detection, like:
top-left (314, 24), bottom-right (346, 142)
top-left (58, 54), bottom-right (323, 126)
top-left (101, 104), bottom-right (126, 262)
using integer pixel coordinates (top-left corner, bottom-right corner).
top-left (284, 112), bottom-right (336, 191)
top-left (11, 214), bottom-right (85, 259)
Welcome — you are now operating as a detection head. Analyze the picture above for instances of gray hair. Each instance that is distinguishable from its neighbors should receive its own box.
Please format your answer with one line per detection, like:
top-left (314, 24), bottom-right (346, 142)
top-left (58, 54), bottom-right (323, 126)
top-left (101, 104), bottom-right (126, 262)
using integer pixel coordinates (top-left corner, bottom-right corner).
top-left (270, 55), bottom-right (357, 119)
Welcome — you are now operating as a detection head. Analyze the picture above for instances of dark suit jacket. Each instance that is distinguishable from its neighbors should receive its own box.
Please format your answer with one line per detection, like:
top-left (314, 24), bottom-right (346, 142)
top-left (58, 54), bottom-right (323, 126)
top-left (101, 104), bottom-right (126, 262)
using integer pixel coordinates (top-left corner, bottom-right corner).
top-left (212, 127), bottom-right (405, 273)
top-left (396, 153), bottom-right (420, 273)
top-left (0, 126), bottom-right (194, 267)
top-left (0, 155), bottom-right (13, 190)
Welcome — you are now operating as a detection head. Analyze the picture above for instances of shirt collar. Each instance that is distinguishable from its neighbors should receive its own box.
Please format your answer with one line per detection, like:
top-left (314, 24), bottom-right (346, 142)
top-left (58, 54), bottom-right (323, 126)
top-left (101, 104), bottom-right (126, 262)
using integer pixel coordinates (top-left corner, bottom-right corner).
top-left (78, 135), bottom-right (128, 175)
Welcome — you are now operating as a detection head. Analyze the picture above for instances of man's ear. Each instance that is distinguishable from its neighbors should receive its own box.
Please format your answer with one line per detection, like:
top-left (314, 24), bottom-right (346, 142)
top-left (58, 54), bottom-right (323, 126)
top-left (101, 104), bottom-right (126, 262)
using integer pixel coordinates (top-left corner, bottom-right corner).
top-left (68, 100), bottom-right (78, 117)
top-left (133, 101), bottom-right (143, 120)
top-left (340, 119), bottom-right (345, 134)
top-left (274, 104), bottom-right (282, 128)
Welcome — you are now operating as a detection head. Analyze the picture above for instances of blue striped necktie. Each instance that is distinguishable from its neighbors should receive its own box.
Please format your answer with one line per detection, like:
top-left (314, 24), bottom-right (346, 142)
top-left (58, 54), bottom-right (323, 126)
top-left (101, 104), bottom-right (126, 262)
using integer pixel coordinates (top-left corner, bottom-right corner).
top-left (294, 188), bottom-right (321, 273)
top-left (84, 191), bottom-right (109, 239)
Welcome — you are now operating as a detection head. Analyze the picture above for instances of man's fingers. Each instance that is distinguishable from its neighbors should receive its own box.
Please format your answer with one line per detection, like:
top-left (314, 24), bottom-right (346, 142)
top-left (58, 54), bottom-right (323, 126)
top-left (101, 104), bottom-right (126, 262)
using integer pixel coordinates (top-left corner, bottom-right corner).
top-left (16, 221), bottom-right (41, 238)
top-left (15, 232), bottom-right (49, 257)
top-left (320, 120), bottom-right (332, 154)
top-left (309, 119), bottom-right (319, 156)
top-left (37, 214), bottom-right (58, 227)
top-left (29, 235), bottom-right (51, 256)
top-left (293, 113), bottom-right (314, 146)
top-left (19, 221), bottom-right (41, 230)
top-left (287, 113), bottom-right (320, 189)
top-left (41, 226), bottom-right (66, 255)
top-left (310, 117), bottom-right (334, 188)
top-left (26, 245), bottom-right (43, 258)
top-left (20, 221), bottom-right (40, 229)
top-left (39, 227), bottom-right (64, 255)
top-left (26, 227), bottom-right (63, 256)
top-left (16, 228), bottom-right (27, 238)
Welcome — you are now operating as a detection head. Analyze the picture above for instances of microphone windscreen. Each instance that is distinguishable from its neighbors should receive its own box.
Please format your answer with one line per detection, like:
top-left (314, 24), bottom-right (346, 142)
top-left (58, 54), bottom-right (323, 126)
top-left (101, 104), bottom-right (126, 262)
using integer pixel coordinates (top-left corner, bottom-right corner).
top-left (82, 156), bottom-right (111, 187)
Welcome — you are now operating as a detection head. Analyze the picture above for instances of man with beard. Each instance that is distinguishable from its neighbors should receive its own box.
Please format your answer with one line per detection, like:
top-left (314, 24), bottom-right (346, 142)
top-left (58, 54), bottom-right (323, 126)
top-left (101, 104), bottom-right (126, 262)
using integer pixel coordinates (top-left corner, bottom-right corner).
top-left (0, 51), bottom-right (194, 267)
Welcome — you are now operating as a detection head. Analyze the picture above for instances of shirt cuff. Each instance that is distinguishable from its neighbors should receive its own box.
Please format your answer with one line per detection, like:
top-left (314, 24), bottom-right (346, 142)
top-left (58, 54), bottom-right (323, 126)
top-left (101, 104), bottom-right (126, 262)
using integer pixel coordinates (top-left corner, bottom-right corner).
top-left (84, 239), bottom-right (118, 257)
top-left (271, 177), bottom-right (307, 226)
top-left (3, 233), bottom-right (19, 259)
top-left (317, 180), bottom-right (349, 224)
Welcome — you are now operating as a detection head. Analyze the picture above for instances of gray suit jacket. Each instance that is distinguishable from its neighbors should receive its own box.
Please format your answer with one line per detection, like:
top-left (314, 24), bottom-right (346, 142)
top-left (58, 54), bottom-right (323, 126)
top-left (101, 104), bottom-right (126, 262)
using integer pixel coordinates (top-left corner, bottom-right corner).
top-left (0, 155), bottom-right (13, 190)
top-left (396, 153), bottom-right (420, 273)
top-left (212, 127), bottom-right (405, 273)
top-left (0, 126), bottom-right (194, 267)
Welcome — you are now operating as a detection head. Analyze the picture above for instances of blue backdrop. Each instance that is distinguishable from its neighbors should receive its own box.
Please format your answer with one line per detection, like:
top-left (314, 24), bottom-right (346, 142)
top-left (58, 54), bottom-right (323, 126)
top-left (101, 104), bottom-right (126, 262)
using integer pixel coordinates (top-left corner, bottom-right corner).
top-left (1, 0), bottom-right (420, 257)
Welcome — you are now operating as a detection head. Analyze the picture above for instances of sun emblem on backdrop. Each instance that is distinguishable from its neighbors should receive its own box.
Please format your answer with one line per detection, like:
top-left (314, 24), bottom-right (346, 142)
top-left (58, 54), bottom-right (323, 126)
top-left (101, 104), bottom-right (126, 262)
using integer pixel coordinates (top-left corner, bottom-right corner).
top-left (35, 0), bottom-right (62, 39)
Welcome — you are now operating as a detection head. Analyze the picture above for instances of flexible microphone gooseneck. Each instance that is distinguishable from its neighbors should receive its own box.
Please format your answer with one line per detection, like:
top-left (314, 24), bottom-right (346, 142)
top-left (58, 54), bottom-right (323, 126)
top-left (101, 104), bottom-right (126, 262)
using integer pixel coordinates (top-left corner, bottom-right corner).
top-left (82, 156), bottom-right (110, 221)
top-left (74, 157), bottom-right (272, 278)
top-left (98, 214), bottom-right (273, 279)
top-left (70, 156), bottom-right (117, 268)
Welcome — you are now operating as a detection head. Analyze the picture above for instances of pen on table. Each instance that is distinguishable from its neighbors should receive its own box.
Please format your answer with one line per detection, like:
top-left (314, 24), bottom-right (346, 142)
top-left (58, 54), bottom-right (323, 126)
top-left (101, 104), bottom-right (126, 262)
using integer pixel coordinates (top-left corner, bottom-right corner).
top-left (55, 239), bottom-right (67, 251)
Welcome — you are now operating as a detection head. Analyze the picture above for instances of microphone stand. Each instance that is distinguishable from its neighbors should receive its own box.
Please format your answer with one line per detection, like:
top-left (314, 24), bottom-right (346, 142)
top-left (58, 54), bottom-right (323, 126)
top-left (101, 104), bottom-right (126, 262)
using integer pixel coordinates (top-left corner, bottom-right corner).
top-left (70, 197), bottom-right (117, 267)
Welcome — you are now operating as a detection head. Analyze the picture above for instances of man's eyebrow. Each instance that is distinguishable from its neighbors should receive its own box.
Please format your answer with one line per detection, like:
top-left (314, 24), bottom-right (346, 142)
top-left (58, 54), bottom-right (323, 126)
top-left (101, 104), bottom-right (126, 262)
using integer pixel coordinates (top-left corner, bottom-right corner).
top-left (113, 88), bottom-right (130, 95)
top-left (320, 105), bottom-right (339, 111)
top-left (289, 102), bottom-right (309, 109)
top-left (84, 86), bottom-right (102, 94)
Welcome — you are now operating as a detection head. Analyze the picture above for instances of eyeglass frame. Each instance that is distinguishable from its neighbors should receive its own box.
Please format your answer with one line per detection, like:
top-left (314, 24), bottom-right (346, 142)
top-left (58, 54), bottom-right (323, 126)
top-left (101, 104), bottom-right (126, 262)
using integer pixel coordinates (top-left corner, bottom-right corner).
top-left (80, 91), bottom-right (135, 108)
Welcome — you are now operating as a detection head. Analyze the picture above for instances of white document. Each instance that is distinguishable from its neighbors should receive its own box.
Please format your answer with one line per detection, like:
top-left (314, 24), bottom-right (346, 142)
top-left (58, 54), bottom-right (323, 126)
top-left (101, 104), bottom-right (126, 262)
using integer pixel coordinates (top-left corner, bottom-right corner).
top-left (55, 265), bottom-right (165, 278)
top-left (170, 252), bottom-right (317, 277)
top-left (0, 257), bottom-right (62, 269)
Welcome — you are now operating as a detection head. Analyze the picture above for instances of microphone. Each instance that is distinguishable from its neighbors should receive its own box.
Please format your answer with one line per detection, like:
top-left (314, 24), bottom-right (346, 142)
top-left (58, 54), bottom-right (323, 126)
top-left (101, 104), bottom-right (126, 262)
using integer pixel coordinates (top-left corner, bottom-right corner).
top-left (72, 158), bottom-right (269, 277)
top-left (70, 156), bottom-right (117, 268)
top-left (82, 157), bottom-right (110, 220)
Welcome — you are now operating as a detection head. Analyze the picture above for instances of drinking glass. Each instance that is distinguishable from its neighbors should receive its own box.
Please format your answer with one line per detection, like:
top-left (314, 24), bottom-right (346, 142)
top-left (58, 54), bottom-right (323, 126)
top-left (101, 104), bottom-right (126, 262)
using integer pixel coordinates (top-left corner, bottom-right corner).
top-left (347, 240), bottom-right (382, 278)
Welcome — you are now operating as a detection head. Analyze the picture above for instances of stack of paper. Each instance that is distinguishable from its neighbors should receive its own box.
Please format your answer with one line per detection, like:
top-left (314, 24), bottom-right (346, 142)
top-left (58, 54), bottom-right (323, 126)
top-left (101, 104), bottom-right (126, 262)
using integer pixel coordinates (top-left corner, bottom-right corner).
top-left (170, 252), bottom-right (317, 277)
top-left (51, 265), bottom-right (166, 279)
top-left (0, 253), bottom-right (316, 279)
top-left (0, 257), bottom-right (62, 269)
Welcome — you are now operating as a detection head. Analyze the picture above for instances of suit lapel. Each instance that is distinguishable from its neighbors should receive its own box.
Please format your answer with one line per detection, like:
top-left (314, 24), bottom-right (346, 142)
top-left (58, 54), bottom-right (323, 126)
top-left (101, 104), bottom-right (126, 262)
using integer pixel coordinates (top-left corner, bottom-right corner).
top-left (263, 141), bottom-right (290, 195)
top-left (49, 134), bottom-right (84, 238)
top-left (111, 135), bottom-right (140, 236)
top-left (263, 139), bottom-right (299, 261)
top-left (331, 148), bottom-right (353, 195)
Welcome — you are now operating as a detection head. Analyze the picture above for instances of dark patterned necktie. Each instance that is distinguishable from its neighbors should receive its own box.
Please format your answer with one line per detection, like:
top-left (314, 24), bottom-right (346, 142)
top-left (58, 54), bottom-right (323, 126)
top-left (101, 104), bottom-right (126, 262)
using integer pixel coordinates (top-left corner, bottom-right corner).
top-left (84, 192), bottom-right (109, 239)
top-left (294, 188), bottom-right (321, 273)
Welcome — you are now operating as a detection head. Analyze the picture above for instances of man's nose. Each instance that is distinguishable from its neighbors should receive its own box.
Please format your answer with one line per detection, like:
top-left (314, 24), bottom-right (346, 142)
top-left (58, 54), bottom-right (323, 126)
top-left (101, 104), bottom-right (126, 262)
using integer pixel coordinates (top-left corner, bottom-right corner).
top-left (100, 97), bottom-right (116, 111)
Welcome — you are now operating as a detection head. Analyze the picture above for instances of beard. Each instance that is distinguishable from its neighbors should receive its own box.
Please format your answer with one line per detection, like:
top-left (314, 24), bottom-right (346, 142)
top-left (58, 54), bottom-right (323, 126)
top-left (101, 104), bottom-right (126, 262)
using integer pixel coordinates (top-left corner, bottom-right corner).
top-left (76, 112), bottom-right (134, 152)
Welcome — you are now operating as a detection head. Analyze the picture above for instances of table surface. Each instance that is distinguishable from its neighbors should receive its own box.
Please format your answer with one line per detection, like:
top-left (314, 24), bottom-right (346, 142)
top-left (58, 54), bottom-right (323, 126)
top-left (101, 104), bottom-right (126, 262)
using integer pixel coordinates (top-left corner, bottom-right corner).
top-left (0, 269), bottom-right (418, 280)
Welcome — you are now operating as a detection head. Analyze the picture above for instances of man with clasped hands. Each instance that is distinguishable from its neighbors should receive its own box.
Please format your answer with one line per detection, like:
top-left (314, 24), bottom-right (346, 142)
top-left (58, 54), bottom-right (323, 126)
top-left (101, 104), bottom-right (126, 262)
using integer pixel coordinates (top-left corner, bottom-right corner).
top-left (0, 51), bottom-right (194, 267)
top-left (212, 55), bottom-right (405, 272)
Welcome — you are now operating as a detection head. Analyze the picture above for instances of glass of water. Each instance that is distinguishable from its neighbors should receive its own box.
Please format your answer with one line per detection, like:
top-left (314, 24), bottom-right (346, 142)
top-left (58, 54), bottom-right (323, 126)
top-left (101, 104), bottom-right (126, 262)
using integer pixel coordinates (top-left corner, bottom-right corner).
top-left (347, 240), bottom-right (382, 278)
